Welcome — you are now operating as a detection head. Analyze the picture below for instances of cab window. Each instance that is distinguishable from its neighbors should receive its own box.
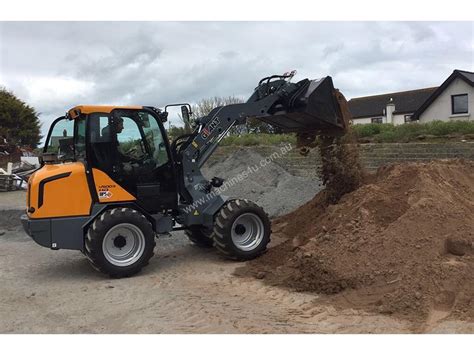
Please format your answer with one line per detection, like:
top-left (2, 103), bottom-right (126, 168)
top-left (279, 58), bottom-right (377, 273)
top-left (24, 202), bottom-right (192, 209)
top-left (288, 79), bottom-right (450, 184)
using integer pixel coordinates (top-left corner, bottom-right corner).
top-left (45, 117), bottom-right (74, 160)
top-left (139, 112), bottom-right (169, 167)
top-left (74, 117), bottom-right (86, 160)
top-left (116, 116), bottom-right (146, 161)
top-left (113, 110), bottom-right (169, 167)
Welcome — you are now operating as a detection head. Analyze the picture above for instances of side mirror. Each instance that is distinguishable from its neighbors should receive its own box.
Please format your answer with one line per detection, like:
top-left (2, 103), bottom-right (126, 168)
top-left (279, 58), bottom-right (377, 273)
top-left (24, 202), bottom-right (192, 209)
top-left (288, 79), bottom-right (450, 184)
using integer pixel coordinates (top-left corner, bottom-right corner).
top-left (181, 105), bottom-right (190, 126)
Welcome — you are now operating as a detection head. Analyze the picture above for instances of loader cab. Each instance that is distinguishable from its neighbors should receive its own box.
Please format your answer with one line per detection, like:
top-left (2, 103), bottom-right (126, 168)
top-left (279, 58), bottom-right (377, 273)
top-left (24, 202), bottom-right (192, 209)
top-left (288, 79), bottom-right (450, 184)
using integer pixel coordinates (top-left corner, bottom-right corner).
top-left (43, 106), bottom-right (177, 213)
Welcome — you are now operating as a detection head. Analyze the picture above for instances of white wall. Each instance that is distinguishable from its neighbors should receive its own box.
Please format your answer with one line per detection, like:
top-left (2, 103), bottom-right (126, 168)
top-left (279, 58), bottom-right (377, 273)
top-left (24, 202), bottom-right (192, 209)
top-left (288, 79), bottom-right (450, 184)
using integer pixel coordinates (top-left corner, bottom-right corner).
top-left (352, 117), bottom-right (376, 125)
top-left (419, 78), bottom-right (474, 123)
top-left (393, 113), bottom-right (408, 126)
top-left (353, 114), bottom-right (410, 125)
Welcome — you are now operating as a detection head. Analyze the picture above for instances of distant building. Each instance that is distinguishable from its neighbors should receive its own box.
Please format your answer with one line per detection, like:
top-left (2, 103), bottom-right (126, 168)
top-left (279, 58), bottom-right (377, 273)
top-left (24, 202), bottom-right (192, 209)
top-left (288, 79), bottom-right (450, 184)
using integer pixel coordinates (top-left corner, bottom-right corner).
top-left (348, 69), bottom-right (474, 125)
top-left (412, 70), bottom-right (474, 123)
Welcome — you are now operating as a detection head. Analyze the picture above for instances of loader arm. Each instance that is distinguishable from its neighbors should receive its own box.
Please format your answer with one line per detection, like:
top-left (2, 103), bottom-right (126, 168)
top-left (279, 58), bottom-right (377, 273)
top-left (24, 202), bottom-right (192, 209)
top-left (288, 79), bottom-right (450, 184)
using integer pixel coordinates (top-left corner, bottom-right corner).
top-left (180, 74), bottom-right (350, 168)
top-left (174, 73), bottom-right (351, 223)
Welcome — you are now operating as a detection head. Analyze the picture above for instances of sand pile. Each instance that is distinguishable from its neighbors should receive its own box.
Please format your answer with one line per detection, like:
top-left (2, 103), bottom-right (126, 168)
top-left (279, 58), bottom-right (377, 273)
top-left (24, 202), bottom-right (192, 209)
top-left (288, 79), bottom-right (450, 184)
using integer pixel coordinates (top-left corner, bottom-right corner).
top-left (240, 160), bottom-right (474, 323)
top-left (203, 147), bottom-right (322, 217)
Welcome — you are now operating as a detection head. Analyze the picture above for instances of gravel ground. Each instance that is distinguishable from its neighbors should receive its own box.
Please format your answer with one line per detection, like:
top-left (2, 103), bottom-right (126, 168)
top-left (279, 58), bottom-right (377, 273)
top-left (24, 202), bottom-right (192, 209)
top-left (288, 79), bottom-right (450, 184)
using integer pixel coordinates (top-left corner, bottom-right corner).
top-left (203, 147), bottom-right (322, 217)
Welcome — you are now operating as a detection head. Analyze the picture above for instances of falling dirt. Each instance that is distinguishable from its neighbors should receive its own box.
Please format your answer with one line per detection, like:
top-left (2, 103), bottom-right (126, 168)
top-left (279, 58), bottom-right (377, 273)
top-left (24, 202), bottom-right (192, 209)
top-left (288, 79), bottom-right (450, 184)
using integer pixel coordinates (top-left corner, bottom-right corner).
top-left (238, 159), bottom-right (474, 330)
top-left (318, 132), bottom-right (364, 204)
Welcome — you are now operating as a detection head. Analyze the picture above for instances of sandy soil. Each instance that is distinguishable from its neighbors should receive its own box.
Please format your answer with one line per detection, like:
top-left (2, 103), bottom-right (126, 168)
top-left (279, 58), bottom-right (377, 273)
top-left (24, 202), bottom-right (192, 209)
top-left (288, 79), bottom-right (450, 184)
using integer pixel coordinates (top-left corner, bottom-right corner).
top-left (1, 175), bottom-right (473, 334)
top-left (0, 201), bottom-right (471, 333)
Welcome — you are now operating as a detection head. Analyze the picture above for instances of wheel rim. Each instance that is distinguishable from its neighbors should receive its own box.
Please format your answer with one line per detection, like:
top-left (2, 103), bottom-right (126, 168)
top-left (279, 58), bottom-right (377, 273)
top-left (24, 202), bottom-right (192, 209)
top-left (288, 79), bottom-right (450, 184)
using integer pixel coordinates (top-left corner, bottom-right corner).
top-left (102, 223), bottom-right (146, 267)
top-left (231, 213), bottom-right (265, 251)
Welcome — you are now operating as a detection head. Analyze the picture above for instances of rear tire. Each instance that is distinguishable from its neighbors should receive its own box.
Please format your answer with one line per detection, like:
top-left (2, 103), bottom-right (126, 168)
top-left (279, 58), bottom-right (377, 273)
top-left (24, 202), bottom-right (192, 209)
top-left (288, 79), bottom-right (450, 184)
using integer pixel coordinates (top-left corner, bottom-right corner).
top-left (185, 226), bottom-right (214, 248)
top-left (84, 207), bottom-right (156, 278)
top-left (212, 199), bottom-right (271, 260)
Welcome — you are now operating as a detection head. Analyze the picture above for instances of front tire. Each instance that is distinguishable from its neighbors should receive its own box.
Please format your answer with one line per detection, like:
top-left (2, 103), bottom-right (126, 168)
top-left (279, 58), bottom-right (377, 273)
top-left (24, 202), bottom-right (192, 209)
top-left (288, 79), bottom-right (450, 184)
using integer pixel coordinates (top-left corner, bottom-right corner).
top-left (212, 199), bottom-right (271, 260)
top-left (85, 208), bottom-right (156, 278)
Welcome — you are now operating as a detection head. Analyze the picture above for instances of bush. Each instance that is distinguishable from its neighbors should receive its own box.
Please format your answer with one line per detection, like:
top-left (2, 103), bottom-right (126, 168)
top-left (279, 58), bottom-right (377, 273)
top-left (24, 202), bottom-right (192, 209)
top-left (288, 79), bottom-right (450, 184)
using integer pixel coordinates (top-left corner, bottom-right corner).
top-left (353, 123), bottom-right (393, 137)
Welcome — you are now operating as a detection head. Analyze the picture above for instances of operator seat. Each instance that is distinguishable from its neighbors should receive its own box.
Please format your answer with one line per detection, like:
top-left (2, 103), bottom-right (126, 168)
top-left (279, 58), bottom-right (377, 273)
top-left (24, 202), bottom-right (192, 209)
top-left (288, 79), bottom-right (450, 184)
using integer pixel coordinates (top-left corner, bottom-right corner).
top-left (89, 126), bottom-right (117, 176)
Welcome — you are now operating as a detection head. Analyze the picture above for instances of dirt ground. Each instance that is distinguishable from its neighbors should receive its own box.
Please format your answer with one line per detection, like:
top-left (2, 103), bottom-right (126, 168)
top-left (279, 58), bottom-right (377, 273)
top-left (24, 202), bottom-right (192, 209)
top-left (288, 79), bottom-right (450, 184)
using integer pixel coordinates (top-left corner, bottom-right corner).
top-left (0, 191), bottom-right (472, 333)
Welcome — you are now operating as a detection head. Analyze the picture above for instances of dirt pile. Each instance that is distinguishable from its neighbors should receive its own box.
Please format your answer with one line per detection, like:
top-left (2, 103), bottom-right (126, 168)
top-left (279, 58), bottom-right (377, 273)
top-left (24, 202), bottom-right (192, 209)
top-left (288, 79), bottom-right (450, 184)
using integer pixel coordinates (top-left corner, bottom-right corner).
top-left (239, 160), bottom-right (474, 324)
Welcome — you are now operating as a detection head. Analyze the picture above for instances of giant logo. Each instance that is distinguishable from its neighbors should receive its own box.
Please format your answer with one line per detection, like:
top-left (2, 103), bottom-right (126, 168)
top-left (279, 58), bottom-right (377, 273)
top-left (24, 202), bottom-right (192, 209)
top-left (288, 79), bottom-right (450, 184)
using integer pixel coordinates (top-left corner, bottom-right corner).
top-left (201, 117), bottom-right (220, 140)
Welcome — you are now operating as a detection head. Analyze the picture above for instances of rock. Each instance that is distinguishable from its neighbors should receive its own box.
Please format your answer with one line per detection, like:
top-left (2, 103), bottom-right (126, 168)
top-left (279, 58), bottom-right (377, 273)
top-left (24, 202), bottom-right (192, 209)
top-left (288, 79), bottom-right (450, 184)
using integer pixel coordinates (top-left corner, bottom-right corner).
top-left (446, 237), bottom-right (473, 256)
top-left (256, 272), bottom-right (266, 280)
top-left (0, 230), bottom-right (5, 236)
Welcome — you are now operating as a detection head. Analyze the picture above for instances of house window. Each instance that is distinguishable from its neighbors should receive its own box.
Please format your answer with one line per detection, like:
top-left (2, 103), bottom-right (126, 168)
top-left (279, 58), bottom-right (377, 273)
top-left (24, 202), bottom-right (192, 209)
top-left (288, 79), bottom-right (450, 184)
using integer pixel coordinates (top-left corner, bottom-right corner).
top-left (451, 94), bottom-right (468, 114)
top-left (404, 114), bottom-right (414, 123)
top-left (371, 117), bottom-right (383, 124)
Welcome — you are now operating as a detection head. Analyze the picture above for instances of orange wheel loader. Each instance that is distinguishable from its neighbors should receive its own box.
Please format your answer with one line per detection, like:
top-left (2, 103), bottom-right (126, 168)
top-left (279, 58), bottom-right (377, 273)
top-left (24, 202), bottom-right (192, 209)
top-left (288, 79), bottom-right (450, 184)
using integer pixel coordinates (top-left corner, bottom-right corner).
top-left (21, 72), bottom-right (350, 277)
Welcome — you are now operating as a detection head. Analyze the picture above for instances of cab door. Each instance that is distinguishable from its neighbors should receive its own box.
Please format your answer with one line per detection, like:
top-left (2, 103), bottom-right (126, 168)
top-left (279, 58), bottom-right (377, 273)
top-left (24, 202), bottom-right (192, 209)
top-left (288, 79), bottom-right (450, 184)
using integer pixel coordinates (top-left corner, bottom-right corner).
top-left (88, 109), bottom-right (177, 213)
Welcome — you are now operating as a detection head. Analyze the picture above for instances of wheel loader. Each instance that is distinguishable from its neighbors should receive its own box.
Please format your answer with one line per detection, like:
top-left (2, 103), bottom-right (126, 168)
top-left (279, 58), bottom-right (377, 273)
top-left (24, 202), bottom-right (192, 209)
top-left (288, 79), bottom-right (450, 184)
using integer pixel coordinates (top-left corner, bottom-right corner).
top-left (21, 72), bottom-right (351, 277)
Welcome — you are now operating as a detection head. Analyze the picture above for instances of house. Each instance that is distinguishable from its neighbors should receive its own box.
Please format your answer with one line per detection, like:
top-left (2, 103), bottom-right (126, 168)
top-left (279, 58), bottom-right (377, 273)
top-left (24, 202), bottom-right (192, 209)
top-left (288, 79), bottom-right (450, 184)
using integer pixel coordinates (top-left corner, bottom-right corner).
top-left (412, 70), bottom-right (474, 122)
top-left (348, 69), bottom-right (474, 125)
top-left (348, 87), bottom-right (437, 125)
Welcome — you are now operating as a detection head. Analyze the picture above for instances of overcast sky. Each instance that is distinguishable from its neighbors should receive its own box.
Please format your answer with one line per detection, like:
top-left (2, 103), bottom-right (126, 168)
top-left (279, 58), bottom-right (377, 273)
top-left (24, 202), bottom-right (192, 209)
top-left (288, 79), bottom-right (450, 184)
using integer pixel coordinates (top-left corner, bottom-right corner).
top-left (0, 21), bottom-right (473, 136)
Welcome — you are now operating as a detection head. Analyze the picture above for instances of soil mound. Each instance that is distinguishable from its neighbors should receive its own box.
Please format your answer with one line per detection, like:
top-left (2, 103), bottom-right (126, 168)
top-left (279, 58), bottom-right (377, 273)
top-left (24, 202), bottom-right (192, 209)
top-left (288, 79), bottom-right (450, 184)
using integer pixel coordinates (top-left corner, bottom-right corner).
top-left (239, 160), bottom-right (474, 324)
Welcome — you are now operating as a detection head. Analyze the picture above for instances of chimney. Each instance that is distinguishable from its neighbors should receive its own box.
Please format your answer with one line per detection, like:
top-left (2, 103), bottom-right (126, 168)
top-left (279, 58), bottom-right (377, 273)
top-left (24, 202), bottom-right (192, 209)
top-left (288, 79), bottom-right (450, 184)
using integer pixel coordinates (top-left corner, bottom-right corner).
top-left (386, 97), bottom-right (395, 124)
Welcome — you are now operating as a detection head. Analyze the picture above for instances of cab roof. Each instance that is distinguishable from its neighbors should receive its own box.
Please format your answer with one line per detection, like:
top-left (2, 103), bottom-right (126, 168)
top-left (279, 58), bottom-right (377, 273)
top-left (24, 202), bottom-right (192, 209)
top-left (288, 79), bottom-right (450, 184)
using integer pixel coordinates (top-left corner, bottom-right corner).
top-left (68, 105), bottom-right (143, 118)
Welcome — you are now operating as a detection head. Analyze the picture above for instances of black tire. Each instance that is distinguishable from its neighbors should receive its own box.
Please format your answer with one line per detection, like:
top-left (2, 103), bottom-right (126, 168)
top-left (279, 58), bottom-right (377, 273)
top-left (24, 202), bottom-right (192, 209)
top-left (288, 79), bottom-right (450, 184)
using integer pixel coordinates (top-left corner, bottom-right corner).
top-left (185, 226), bottom-right (214, 248)
top-left (212, 199), bottom-right (271, 260)
top-left (84, 207), bottom-right (156, 278)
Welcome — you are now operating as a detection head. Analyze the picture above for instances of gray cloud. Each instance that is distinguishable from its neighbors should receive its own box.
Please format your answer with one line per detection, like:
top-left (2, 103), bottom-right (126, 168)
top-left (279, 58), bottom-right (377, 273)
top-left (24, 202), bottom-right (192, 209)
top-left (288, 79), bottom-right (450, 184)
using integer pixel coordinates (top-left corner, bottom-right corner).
top-left (0, 21), bottom-right (473, 136)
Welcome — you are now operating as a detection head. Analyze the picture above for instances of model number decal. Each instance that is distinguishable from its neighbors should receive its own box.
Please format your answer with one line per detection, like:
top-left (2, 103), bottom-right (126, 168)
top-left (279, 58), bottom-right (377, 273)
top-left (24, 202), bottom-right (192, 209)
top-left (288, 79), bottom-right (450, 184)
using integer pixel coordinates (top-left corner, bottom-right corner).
top-left (201, 117), bottom-right (220, 140)
top-left (98, 184), bottom-right (115, 199)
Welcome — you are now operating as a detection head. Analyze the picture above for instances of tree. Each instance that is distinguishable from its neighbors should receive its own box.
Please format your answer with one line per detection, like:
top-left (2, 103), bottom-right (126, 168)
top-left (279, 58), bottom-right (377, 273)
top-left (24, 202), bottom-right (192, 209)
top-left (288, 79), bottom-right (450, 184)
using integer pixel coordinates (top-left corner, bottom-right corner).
top-left (190, 96), bottom-right (273, 135)
top-left (167, 125), bottom-right (188, 140)
top-left (0, 87), bottom-right (42, 148)
top-left (191, 96), bottom-right (244, 119)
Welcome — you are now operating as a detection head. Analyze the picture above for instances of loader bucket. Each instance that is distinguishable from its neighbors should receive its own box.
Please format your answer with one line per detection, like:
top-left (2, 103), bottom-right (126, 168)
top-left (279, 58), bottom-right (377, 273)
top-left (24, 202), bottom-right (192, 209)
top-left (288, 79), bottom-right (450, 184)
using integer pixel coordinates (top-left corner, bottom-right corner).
top-left (259, 76), bottom-right (351, 136)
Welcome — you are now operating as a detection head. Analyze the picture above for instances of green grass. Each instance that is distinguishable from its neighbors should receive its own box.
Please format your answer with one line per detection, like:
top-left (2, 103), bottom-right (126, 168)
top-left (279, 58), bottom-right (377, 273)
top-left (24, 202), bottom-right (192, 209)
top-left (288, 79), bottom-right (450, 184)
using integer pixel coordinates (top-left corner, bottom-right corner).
top-left (352, 121), bottom-right (474, 143)
top-left (221, 133), bottom-right (296, 146)
top-left (218, 121), bottom-right (474, 146)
